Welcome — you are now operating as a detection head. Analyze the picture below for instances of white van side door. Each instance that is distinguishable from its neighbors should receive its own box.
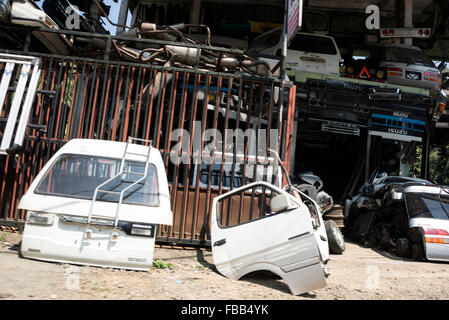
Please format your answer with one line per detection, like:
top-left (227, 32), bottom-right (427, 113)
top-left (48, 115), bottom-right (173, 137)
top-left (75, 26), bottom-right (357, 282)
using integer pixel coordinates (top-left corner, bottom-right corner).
top-left (211, 181), bottom-right (327, 295)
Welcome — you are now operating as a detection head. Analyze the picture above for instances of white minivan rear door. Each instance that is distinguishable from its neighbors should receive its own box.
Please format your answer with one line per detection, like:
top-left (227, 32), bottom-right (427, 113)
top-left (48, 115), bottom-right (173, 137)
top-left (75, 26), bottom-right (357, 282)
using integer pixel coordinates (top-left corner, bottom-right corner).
top-left (211, 181), bottom-right (327, 295)
top-left (286, 33), bottom-right (340, 76)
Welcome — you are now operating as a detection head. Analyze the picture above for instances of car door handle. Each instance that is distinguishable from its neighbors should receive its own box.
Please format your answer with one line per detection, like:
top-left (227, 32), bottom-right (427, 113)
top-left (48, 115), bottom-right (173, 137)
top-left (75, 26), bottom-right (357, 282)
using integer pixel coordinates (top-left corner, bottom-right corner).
top-left (213, 239), bottom-right (226, 247)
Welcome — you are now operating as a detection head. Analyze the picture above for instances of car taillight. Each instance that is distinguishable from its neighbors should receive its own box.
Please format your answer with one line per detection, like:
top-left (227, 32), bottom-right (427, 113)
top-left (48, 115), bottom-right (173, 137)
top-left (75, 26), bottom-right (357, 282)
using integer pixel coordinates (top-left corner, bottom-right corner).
top-left (382, 29), bottom-right (388, 36)
top-left (389, 29), bottom-right (394, 36)
top-left (424, 71), bottom-right (439, 82)
top-left (426, 237), bottom-right (449, 244)
top-left (387, 67), bottom-right (403, 77)
top-left (424, 29), bottom-right (430, 36)
top-left (424, 228), bottom-right (449, 236)
top-left (424, 228), bottom-right (449, 244)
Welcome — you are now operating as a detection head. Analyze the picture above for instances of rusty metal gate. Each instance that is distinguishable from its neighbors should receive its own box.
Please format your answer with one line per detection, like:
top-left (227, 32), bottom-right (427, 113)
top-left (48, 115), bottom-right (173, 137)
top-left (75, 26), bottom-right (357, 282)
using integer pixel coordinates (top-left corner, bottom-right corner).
top-left (0, 39), bottom-right (296, 246)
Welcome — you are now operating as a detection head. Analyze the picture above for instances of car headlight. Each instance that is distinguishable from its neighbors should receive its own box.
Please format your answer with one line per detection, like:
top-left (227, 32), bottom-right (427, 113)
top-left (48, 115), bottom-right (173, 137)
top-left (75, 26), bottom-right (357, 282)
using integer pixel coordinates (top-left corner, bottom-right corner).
top-left (27, 212), bottom-right (54, 226)
top-left (130, 224), bottom-right (155, 237)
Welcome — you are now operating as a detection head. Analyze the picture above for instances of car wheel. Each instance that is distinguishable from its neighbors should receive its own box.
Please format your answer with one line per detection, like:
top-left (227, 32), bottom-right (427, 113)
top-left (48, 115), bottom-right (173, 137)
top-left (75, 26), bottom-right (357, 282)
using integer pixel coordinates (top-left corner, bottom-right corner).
top-left (325, 220), bottom-right (345, 254)
top-left (407, 227), bottom-right (423, 244)
top-left (410, 242), bottom-right (425, 261)
top-left (395, 238), bottom-right (410, 258)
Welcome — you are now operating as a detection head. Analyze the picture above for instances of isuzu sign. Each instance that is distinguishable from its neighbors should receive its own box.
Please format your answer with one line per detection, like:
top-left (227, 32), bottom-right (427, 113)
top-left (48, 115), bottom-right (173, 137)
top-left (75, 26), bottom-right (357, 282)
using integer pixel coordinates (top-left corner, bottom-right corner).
top-left (369, 111), bottom-right (426, 142)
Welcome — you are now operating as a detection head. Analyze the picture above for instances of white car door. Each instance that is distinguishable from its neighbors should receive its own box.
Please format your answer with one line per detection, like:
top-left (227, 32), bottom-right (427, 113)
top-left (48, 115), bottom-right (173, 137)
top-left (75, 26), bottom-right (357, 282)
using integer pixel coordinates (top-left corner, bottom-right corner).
top-left (211, 181), bottom-right (327, 295)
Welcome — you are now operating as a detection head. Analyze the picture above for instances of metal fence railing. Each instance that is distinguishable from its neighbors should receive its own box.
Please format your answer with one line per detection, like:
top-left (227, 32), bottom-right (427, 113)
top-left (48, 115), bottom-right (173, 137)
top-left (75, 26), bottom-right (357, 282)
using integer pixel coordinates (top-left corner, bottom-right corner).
top-left (0, 27), bottom-right (296, 246)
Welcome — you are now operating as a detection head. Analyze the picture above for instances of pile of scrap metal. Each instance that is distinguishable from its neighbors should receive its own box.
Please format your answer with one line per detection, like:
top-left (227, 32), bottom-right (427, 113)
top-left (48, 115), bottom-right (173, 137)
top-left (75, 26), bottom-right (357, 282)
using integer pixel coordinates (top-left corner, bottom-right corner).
top-left (291, 172), bottom-right (346, 254)
top-left (110, 21), bottom-right (272, 77)
top-left (1, 0), bottom-right (273, 78)
top-left (0, 0), bottom-right (72, 54)
top-left (344, 173), bottom-right (449, 262)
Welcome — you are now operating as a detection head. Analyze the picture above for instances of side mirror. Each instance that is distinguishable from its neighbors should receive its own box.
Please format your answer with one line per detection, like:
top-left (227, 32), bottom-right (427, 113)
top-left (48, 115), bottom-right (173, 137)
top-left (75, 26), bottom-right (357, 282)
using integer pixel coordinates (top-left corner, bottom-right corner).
top-left (270, 194), bottom-right (296, 213)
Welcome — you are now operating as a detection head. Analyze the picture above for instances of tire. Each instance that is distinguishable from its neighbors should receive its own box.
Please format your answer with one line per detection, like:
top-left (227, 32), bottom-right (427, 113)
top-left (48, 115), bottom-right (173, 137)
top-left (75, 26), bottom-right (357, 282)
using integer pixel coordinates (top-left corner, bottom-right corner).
top-left (410, 242), bottom-right (425, 261)
top-left (395, 238), bottom-right (410, 258)
top-left (407, 227), bottom-right (423, 244)
top-left (325, 220), bottom-right (345, 254)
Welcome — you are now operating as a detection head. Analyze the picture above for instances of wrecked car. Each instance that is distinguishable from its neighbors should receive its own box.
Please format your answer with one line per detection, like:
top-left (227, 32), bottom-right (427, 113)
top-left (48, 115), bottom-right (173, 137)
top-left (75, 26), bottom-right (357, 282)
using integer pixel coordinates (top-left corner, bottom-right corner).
top-left (248, 28), bottom-right (341, 77)
top-left (344, 173), bottom-right (449, 262)
top-left (210, 149), bottom-right (335, 295)
top-left (405, 184), bottom-right (449, 262)
top-left (18, 138), bottom-right (173, 271)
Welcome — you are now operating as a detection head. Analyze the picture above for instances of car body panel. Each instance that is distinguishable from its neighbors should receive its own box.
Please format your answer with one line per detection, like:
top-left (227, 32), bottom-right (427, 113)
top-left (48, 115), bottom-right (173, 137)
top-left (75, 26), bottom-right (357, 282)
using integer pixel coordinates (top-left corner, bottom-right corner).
top-left (379, 44), bottom-right (440, 90)
top-left (250, 28), bottom-right (341, 77)
top-left (18, 139), bottom-right (173, 270)
top-left (405, 185), bottom-right (449, 262)
top-left (211, 181), bottom-right (328, 295)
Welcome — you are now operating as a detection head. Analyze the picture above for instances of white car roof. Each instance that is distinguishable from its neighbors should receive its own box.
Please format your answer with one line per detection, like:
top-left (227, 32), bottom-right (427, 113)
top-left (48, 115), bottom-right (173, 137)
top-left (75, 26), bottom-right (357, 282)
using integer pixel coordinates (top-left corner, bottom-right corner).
top-left (57, 138), bottom-right (156, 162)
top-left (404, 185), bottom-right (445, 195)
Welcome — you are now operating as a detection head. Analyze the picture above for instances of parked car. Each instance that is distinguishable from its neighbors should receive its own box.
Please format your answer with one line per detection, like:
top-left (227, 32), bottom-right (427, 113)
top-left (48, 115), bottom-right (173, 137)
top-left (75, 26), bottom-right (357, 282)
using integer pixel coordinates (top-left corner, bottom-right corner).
top-left (379, 44), bottom-right (441, 90)
top-left (18, 138), bottom-right (173, 271)
top-left (248, 27), bottom-right (341, 76)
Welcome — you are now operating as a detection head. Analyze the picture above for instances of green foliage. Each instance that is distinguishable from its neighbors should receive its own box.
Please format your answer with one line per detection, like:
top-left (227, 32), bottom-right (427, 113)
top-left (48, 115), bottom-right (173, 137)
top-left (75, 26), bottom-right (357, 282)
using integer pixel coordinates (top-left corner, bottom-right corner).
top-left (415, 144), bottom-right (449, 185)
top-left (152, 259), bottom-right (175, 270)
top-left (429, 145), bottom-right (449, 185)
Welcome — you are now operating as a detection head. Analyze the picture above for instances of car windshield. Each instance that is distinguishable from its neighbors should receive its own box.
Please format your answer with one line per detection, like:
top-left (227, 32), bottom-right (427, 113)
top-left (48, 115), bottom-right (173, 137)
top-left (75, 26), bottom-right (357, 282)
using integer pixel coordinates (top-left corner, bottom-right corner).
top-left (248, 29), bottom-right (283, 53)
top-left (289, 34), bottom-right (337, 55)
top-left (405, 192), bottom-right (449, 220)
top-left (381, 47), bottom-right (435, 67)
top-left (35, 154), bottom-right (159, 206)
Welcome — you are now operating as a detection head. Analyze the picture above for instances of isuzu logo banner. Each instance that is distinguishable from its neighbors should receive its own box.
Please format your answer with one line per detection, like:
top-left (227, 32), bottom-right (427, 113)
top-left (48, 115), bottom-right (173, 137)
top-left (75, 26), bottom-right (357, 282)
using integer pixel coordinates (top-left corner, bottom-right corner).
top-left (369, 111), bottom-right (426, 142)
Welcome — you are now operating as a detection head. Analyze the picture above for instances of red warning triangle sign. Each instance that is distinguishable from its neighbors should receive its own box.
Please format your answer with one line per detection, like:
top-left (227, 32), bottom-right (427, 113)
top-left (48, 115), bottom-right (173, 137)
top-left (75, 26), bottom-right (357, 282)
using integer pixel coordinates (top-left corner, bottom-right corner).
top-left (358, 65), bottom-right (371, 79)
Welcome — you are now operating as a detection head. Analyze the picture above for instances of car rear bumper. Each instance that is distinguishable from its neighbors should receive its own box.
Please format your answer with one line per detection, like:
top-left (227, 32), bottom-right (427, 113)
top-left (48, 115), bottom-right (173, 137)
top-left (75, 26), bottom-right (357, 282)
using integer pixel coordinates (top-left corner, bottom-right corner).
top-left (21, 220), bottom-right (156, 271)
top-left (425, 242), bottom-right (449, 262)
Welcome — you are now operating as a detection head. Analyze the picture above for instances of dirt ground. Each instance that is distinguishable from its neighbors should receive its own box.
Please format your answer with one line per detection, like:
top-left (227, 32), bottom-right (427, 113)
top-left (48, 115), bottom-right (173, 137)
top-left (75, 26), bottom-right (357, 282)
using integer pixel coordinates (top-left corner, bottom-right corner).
top-left (1, 230), bottom-right (449, 300)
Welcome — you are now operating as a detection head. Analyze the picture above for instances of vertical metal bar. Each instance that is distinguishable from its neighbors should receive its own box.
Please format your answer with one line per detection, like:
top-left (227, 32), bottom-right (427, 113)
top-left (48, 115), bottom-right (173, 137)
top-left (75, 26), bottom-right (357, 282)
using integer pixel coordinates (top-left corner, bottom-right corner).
top-left (13, 64), bottom-right (41, 147)
top-left (282, 85), bottom-right (296, 178)
top-left (162, 71), bottom-right (179, 166)
top-left (131, 67), bottom-right (144, 138)
top-left (54, 61), bottom-right (69, 139)
top-left (365, 133), bottom-right (372, 182)
top-left (219, 76), bottom-right (233, 227)
top-left (0, 62), bottom-right (14, 116)
top-left (421, 131), bottom-right (430, 180)
top-left (88, 65), bottom-right (101, 138)
top-left (153, 70), bottom-right (169, 148)
top-left (204, 76), bottom-right (222, 236)
top-left (144, 69), bottom-right (157, 142)
top-left (233, 76), bottom-right (244, 225)
top-left (47, 59), bottom-right (64, 139)
top-left (65, 62), bottom-right (80, 140)
top-left (120, 66), bottom-right (135, 141)
top-left (169, 71), bottom-right (189, 240)
top-left (192, 74), bottom-right (211, 239)
top-left (188, 73), bottom-right (203, 239)
top-left (110, 66), bottom-right (125, 141)
top-left (1, 64), bottom-right (31, 151)
top-left (82, 63), bottom-right (98, 138)
top-left (74, 62), bottom-right (90, 138)
top-left (98, 65), bottom-right (113, 139)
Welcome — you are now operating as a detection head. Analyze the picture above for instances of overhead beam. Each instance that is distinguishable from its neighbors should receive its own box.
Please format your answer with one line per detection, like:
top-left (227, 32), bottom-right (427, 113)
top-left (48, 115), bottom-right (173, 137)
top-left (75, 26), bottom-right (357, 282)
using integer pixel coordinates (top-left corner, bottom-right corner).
top-left (116, 0), bottom-right (129, 34)
top-left (404, 0), bottom-right (413, 45)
